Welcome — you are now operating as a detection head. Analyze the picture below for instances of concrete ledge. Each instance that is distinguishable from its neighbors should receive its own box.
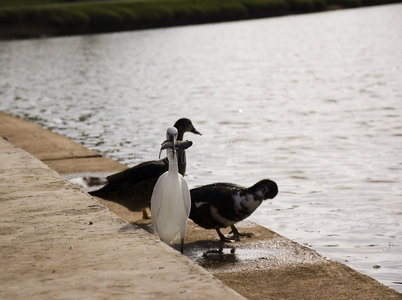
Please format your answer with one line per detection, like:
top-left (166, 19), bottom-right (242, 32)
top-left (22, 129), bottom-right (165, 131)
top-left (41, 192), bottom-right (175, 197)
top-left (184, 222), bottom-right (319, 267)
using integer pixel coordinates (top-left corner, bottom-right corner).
top-left (0, 138), bottom-right (244, 299)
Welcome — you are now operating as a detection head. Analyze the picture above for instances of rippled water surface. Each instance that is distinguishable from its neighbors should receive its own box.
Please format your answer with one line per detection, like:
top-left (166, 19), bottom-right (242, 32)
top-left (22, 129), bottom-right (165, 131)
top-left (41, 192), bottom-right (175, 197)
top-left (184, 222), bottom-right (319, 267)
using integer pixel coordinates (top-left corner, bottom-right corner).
top-left (1, 4), bottom-right (401, 292)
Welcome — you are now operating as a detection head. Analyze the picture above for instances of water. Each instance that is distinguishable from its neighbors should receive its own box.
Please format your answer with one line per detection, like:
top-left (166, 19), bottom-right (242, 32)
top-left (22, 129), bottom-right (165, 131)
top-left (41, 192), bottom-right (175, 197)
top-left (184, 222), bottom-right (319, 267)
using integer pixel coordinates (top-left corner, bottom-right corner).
top-left (1, 4), bottom-right (401, 292)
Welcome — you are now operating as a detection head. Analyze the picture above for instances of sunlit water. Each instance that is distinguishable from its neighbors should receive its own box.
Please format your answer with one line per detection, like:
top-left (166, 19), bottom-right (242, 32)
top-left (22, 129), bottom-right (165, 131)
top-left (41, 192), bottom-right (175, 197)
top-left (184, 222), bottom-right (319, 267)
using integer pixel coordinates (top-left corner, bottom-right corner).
top-left (1, 4), bottom-right (401, 292)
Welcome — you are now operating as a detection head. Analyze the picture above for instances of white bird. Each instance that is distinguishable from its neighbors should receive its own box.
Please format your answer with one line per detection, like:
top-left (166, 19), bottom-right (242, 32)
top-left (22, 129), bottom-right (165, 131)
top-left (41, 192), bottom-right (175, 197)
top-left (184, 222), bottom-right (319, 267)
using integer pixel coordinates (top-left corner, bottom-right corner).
top-left (151, 127), bottom-right (191, 253)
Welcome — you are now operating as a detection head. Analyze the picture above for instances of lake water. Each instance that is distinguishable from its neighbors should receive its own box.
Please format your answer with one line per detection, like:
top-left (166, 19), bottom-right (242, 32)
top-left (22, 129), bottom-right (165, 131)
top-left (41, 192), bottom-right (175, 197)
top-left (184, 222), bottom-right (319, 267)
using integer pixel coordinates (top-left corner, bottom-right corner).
top-left (1, 3), bottom-right (401, 292)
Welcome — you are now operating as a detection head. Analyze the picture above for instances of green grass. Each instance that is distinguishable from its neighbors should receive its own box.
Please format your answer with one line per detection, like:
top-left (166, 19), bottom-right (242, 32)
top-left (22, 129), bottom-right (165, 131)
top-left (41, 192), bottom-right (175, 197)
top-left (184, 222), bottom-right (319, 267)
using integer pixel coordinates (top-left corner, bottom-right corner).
top-left (0, 0), bottom-right (70, 7)
top-left (0, 0), bottom-right (400, 38)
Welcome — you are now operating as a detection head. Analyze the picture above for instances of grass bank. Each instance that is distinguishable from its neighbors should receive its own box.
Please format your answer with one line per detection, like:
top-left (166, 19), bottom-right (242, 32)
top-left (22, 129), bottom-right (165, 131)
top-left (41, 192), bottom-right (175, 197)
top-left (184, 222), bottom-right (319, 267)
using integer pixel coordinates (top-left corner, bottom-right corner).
top-left (0, 0), bottom-right (400, 39)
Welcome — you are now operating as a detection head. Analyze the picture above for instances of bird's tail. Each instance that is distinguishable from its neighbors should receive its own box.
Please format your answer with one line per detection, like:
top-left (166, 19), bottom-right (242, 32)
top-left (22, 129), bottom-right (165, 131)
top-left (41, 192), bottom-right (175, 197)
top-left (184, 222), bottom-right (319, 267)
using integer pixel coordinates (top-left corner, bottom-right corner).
top-left (88, 184), bottom-right (111, 198)
top-left (88, 189), bottom-right (101, 197)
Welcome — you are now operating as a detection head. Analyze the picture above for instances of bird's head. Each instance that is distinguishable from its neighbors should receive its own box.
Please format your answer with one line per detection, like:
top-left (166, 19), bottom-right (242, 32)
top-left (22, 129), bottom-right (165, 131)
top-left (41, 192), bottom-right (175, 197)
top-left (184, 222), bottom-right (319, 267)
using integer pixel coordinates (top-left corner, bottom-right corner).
top-left (166, 127), bottom-right (178, 143)
top-left (159, 127), bottom-right (193, 158)
top-left (251, 179), bottom-right (278, 200)
top-left (174, 118), bottom-right (202, 138)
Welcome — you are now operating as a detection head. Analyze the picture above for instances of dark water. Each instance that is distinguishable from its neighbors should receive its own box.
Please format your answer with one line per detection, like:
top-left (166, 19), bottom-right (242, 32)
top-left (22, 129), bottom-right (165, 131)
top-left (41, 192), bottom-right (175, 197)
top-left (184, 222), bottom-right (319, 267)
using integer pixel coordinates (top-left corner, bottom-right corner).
top-left (1, 4), bottom-right (401, 292)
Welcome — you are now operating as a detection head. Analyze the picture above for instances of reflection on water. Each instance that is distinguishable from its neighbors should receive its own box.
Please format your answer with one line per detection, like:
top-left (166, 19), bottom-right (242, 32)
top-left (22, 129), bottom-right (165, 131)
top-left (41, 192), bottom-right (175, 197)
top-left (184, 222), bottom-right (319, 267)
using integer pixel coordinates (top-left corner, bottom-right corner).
top-left (1, 3), bottom-right (402, 292)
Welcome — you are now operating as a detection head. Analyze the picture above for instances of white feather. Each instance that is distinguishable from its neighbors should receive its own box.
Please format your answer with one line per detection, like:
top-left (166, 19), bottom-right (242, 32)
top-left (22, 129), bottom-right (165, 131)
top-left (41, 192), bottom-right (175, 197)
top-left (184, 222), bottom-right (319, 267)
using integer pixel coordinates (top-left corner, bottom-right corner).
top-left (150, 140), bottom-right (191, 246)
top-left (150, 172), bottom-right (166, 236)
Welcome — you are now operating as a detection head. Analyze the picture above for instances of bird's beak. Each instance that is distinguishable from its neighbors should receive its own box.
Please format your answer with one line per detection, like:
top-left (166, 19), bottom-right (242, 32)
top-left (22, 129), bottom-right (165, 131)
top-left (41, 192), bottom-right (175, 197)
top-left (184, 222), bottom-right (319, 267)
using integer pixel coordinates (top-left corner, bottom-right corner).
top-left (191, 127), bottom-right (202, 136)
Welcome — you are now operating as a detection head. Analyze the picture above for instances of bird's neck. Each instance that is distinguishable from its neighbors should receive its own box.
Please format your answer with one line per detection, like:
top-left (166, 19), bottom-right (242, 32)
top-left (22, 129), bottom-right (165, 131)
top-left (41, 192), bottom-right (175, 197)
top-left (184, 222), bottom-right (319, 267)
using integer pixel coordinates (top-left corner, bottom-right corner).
top-left (177, 149), bottom-right (186, 176)
top-left (245, 185), bottom-right (266, 201)
top-left (175, 130), bottom-right (187, 175)
top-left (167, 150), bottom-right (179, 174)
top-left (177, 129), bottom-right (184, 141)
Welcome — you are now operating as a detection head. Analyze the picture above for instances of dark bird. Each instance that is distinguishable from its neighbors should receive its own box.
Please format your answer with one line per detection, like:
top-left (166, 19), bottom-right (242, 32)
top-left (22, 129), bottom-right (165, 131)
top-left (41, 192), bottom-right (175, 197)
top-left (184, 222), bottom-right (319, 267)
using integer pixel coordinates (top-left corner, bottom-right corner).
top-left (189, 179), bottom-right (278, 242)
top-left (89, 118), bottom-right (201, 217)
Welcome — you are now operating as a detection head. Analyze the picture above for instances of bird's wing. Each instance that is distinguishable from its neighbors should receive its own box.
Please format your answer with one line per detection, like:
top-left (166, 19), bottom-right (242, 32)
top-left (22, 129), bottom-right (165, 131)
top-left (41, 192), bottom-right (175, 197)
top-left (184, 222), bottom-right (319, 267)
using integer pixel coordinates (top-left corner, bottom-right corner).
top-left (107, 159), bottom-right (168, 184)
top-left (190, 183), bottom-right (241, 205)
top-left (189, 183), bottom-right (243, 228)
top-left (150, 173), bottom-right (166, 234)
top-left (180, 176), bottom-right (191, 217)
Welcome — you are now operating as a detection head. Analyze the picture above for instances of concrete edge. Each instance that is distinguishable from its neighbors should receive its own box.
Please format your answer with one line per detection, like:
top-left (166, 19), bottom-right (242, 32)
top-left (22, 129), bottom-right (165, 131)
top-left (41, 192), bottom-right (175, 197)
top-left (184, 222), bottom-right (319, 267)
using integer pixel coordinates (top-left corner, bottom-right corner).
top-left (0, 138), bottom-right (246, 299)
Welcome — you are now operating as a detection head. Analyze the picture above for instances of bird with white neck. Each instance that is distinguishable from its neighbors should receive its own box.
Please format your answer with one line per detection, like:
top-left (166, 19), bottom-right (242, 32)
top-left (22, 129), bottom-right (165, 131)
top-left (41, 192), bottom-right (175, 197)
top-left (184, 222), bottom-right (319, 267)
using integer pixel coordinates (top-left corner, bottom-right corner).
top-left (151, 127), bottom-right (191, 253)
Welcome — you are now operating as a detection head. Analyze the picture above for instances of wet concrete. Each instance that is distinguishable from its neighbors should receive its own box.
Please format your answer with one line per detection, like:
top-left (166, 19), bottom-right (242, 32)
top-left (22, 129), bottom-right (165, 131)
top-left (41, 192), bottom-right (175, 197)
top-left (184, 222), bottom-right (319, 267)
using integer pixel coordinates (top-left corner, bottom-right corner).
top-left (1, 111), bottom-right (401, 299)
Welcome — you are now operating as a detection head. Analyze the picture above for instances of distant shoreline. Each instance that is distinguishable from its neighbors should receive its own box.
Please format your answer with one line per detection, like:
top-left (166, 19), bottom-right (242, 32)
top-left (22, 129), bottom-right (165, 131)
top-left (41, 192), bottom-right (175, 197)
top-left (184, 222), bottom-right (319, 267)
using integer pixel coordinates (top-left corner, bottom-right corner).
top-left (0, 0), bottom-right (400, 40)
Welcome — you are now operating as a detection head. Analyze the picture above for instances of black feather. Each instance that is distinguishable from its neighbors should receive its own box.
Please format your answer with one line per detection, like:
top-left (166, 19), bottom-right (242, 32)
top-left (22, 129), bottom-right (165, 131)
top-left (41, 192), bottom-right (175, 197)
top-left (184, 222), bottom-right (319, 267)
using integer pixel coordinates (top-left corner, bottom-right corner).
top-left (189, 179), bottom-right (278, 241)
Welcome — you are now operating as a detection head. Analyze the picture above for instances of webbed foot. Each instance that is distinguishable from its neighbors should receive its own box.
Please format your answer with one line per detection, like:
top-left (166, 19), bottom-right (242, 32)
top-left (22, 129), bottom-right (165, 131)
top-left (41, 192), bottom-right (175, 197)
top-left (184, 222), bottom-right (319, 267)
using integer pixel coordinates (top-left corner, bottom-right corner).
top-left (228, 225), bottom-right (253, 240)
top-left (142, 209), bottom-right (150, 219)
